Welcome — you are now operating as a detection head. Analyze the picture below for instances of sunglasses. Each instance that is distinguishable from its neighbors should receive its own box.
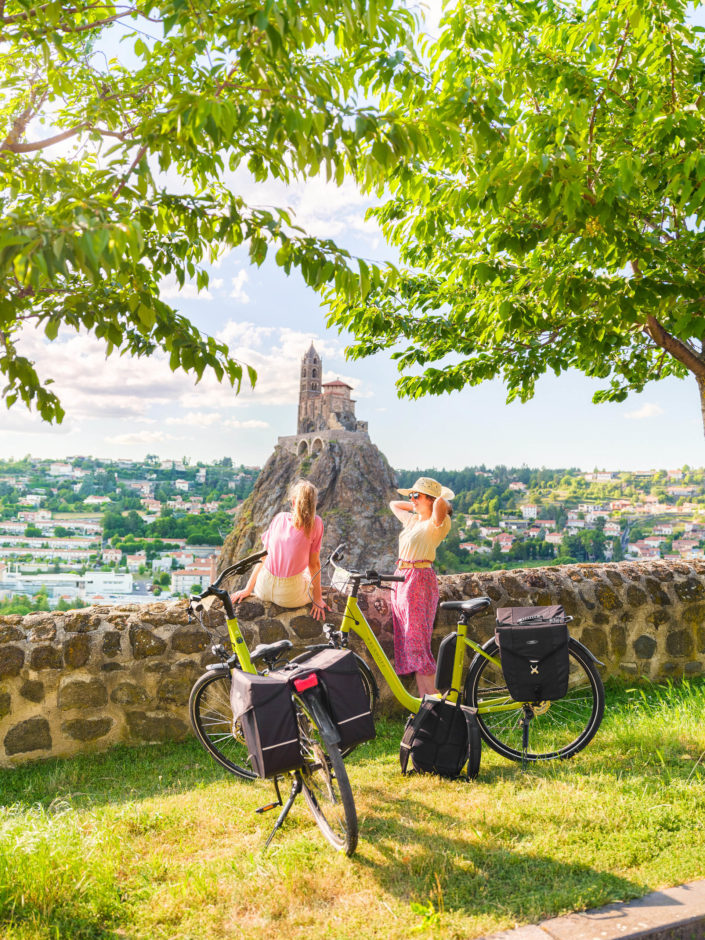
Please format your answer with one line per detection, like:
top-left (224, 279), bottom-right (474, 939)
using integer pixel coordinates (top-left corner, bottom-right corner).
top-left (409, 492), bottom-right (423, 499)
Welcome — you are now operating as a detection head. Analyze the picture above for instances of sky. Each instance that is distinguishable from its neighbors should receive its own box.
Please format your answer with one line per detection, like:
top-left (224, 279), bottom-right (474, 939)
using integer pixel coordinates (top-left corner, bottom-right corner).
top-left (3, 3), bottom-right (705, 473)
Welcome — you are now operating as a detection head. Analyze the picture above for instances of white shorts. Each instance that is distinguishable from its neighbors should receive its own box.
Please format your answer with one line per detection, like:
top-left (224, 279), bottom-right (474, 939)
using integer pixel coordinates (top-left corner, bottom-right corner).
top-left (254, 566), bottom-right (312, 608)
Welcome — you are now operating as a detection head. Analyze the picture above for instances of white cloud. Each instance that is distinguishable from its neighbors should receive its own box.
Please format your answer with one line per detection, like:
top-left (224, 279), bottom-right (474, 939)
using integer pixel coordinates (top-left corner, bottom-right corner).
top-left (159, 275), bottom-right (213, 300)
top-left (229, 270), bottom-right (250, 304)
top-left (211, 278), bottom-right (224, 290)
top-left (7, 322), bottom-right (364, 426)
top-left (625, 403), bottom-right (665, 420)
top-left (166, 412), bottom-right (269, 429)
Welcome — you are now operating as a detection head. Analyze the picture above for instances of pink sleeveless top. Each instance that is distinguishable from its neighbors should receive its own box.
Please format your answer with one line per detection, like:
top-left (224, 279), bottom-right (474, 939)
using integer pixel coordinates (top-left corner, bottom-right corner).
top-left (261, 512), bottom-right (324, 578)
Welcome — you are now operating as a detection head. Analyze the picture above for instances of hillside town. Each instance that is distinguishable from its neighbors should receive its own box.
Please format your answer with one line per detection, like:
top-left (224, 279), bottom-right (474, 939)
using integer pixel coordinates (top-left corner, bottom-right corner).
top-left (0, 456), bottom-right (258, 611)
top-left (1, 458), bottom-right (704, 609)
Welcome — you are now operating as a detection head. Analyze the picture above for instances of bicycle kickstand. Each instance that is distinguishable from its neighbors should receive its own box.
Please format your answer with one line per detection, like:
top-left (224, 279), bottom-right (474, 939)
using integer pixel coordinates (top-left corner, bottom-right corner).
top-left (260, 774), bottom-right (302, 851)
top-left (520, 706), bottom-right (533, 771)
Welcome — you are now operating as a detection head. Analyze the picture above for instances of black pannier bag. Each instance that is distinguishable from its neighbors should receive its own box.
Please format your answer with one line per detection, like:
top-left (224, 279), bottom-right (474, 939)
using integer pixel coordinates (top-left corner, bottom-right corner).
top-left (495, 605), bottom-right (570, 702)
top-left (399, 695), bottom-right (481, 780)
top-left (286, 649), bottom-right (375, 750)
top-left (229, 670), bottom-right (302, 778)
top-left (435, 632), bottom-right (459, 694)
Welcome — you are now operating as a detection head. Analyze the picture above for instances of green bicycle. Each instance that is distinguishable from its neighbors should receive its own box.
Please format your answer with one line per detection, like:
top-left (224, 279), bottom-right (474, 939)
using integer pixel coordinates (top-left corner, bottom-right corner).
top-left (324, 545), bottom-right (605, 763)
top-left (188, 550), bottom-right (359, 854)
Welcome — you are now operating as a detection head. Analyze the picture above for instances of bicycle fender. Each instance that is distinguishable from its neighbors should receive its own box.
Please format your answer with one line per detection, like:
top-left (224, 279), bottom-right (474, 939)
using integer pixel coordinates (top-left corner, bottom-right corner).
top-left (570, 637), bottom-right (605, 667)
top-left (298, 687), bottom-right (341, 746)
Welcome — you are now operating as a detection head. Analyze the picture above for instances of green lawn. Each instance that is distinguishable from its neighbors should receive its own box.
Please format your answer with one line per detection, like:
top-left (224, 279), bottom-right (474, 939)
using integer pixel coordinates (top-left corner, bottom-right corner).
top-left (2, 679), bottom-right (705, 939)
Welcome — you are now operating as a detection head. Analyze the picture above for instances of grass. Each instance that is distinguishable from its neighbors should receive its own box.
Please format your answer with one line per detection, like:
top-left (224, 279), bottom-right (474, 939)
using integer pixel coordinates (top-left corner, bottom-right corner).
top-left (2, 679), bottom-right (705, 939)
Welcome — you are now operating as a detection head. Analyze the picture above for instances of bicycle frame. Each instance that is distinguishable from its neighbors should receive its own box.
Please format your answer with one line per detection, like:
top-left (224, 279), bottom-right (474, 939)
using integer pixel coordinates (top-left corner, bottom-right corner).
top-left (339, 594), bottom-right (517, 717)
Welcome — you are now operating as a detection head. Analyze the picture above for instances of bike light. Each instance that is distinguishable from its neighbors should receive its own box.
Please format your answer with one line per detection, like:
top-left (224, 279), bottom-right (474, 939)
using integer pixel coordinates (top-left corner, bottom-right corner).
top-left (293, 674), bottom-right (318, 692)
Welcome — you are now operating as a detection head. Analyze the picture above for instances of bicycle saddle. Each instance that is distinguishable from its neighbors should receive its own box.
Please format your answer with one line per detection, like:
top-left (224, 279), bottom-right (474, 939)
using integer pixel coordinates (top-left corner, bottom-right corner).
top-left (439, 597), bottom-right (492, 617)
top-left (250, 639), bottom-right (293, 663)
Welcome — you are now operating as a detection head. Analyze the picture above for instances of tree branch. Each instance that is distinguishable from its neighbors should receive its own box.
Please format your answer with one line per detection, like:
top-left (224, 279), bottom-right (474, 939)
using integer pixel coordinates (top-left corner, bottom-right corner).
top-left (643, 314), bottom-right (705, 379)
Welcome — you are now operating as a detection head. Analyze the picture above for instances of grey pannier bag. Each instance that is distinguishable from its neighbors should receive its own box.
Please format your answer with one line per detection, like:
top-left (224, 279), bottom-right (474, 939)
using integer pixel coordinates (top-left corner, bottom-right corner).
top-left (229, 670), bottom-right (303, 778)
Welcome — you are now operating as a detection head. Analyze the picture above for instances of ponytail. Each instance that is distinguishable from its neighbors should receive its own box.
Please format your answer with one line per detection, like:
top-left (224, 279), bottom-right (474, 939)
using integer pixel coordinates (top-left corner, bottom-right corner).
top-left (289, 479), bottom-right (318, 537)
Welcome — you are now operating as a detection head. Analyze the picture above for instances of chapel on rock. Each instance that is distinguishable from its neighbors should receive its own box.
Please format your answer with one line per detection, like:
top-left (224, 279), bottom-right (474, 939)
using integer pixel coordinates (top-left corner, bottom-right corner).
top-left (278, 343), bottom-right (369, 456)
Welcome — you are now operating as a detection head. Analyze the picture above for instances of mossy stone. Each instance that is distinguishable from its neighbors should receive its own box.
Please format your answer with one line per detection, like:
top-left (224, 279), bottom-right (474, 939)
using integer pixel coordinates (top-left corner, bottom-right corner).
top-left (59, 679), bottom-right (108, 711)
top-left (0, 646), bottom-right (24, 679)
top-left (62, 718), bottom-right (113, 742)
top-left (4, 717), bottom-right (52, 755)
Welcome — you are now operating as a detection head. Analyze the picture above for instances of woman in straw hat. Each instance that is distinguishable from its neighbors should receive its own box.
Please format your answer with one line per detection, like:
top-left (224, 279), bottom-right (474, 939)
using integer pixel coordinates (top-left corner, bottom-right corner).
top-left (231, 479), bottom-right (328, 621)
top-left (389, 476), bottom-right (454, 696)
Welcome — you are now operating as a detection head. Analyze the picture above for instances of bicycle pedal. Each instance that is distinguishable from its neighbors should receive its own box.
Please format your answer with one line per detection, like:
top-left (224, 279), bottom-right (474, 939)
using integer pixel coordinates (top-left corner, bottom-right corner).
top-left (256, 801), bottom-right (282, 814)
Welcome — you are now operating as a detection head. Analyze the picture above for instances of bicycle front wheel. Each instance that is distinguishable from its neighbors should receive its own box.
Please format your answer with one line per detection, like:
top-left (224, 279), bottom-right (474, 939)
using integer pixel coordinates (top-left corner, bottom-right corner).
top-left (464, 638), bottom-right (605, 762)
top-left (189, 670), bottom-right (257, 780)
top-left (295, 698), bottom-right (358, 855)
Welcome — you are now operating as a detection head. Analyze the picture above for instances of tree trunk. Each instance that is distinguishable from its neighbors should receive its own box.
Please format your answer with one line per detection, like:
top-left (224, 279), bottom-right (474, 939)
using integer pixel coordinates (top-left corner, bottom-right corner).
top-left (698, 375), bottom-right (705, 439)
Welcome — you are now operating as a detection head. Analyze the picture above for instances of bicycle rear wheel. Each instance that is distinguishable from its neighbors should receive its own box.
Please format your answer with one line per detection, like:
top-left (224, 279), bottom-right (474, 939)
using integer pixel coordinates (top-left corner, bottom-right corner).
top-left (463, 638), bottom-right (605, 761)
top-left (295, 698), bottom-right (358, 855)
top-left (189, 670), bottom-right (257, 780)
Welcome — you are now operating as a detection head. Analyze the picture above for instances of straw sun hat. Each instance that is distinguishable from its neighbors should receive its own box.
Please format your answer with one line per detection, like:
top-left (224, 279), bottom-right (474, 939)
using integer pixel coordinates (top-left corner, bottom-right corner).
top-left (397, 476), bottom-right (455, 501)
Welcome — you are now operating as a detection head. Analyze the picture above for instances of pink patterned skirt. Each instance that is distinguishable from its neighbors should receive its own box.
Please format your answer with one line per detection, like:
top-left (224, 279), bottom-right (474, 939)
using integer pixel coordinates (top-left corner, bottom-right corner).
top-left (390, 566), bottom-right (438, 676)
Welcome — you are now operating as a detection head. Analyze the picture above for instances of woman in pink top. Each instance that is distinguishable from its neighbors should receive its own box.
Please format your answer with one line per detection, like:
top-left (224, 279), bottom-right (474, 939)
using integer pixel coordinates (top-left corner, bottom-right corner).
top-left (231, 480), bottom-right (328, 621)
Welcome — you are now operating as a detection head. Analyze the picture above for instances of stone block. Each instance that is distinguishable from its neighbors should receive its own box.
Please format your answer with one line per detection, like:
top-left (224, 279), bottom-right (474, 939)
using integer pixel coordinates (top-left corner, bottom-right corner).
top-left (685, 660), bottom-right (703, 674)
top-left (102, 631), bottom-right (122, 657)
top-left (101, 662), bottom-right (124, 672)
top-left (619, 662), bottom-right (638, 675)
top-left (111, 682), bottom-right (148, 706)
top-left (634, 634), bottom-right (657, 659)
top-left (157, 675), bottom-right (191, 706)
top-left (63, 635), bottom-right (91, 669)
top-left (610, 625), bottom-right (627, 657)
top-left (4, 716), bottom-right (52, 755)
top-left (125, 710), bottom-right (189, 742)
top-left (59, 678), bottom-right (108, 710)
top-left (666, 630), bottom-right (693, 658)
top-left (235, 599), bottom-right (265, 621)
top-left (0, 625), bottom-right (23, 643)
top-left (129, 625), bottom-right (167, 659)
top-left (595, 583), bottom-right (622, 611)
top-left (0, 690), bottom-right (10, 718)
top-left (258, 618), bottom-right (287, 644)
top-left (142, 604), bottom-right (189, 627)
top-left (145, 662), bottom-right (170, 673)
top-left (645, 577), bottom-right (671, 606)
top-left (62, 717), bottom-right (113, 742)
top-left (20, 680), bottom-right (45, 703)
top-left (578, 627), bottom-right (608, 659)
top-left (171, 628), bottom-right (209, 654)
top-left (290, 614), bottom-right (324, 640)
top-left (0, 645), bottom-right (24, 679)
top-left (29, 645), bottom-right (62, 670)
top-left (646, 608), bottom-right (672, 629)
top-left (63, 610), bottom-right (101, 633)
top-left (674, 578), bottom-right (705, 604)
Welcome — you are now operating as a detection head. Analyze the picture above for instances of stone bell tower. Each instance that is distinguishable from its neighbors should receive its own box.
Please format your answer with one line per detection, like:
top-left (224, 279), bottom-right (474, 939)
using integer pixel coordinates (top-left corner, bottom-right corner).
top-left (297, 343), bottom-right (322, 433)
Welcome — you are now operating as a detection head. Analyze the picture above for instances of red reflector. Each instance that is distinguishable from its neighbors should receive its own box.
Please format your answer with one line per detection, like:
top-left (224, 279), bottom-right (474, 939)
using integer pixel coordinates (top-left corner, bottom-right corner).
top-left (293, 673), bottom-right (318, 692)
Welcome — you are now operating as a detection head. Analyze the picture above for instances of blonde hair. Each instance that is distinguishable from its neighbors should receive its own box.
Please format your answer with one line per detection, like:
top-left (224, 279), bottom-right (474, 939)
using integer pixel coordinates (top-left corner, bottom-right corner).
top-left (289, 479), bottom-right (318, 536)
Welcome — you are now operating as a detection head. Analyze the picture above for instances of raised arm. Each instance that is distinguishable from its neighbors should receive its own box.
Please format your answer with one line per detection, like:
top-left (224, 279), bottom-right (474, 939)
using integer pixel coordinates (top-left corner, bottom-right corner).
top-left (431, 497), bottom-right (450, 527)
top-left (389, 500), bottom-right (413, 523)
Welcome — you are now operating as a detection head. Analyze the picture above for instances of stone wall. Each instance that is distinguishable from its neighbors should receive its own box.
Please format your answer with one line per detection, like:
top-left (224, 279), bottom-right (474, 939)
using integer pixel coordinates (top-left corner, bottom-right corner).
top-left (1, 559), bottom-right (704, 767)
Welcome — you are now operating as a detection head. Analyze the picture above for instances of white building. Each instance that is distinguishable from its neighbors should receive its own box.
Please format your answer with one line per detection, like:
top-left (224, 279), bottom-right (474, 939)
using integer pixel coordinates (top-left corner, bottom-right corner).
top-left (520, 504), bottom-right (538, 519)
top-left (172, 568), bottom-right (212, 593)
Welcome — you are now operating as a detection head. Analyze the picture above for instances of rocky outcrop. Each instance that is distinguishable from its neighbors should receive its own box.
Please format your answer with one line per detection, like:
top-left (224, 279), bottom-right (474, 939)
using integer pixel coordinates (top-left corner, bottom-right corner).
top-left (219, 438), bottom-right (400, 575)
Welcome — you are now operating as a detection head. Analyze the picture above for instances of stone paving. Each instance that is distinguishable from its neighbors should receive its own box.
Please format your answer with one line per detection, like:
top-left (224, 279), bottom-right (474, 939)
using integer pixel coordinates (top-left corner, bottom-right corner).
top-left (482, 880), bottom-right (705, 940)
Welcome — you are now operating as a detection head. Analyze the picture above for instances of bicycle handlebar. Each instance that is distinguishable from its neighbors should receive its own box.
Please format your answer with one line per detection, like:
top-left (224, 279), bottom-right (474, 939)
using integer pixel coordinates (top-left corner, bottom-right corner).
top-left (327, 544), bottom-right (404, 586)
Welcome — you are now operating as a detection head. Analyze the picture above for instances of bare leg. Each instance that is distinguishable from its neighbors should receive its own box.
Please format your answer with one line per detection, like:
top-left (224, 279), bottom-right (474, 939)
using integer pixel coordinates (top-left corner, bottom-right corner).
top-left (416, 672), bottom-right (437, 697)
